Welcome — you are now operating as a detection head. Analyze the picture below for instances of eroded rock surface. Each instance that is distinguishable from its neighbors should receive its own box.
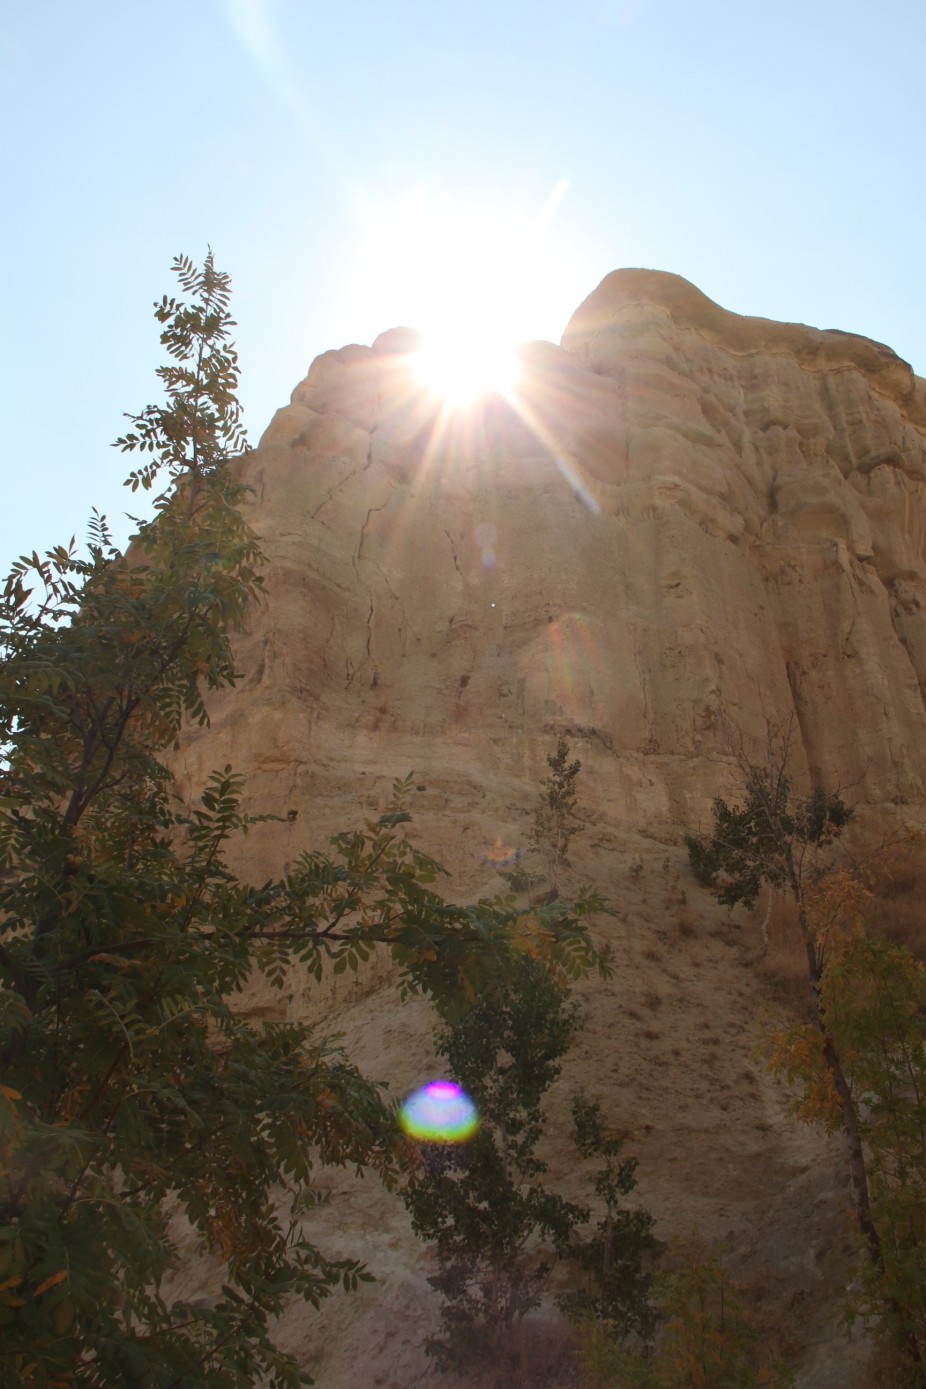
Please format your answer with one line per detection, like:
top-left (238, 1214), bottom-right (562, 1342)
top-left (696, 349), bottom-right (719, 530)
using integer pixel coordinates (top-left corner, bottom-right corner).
top-left (177, 269), bottom-right (926, 858)
top-left (169, 270), bottom-right (926, 1387)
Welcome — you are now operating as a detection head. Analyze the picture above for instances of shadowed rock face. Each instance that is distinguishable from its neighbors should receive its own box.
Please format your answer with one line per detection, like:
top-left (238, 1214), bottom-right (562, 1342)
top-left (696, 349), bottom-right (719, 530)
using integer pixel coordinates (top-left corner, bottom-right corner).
top-left (167, 271), bottom-right (926, 1387)
top-left (175, 266), bottom-right (926, 872)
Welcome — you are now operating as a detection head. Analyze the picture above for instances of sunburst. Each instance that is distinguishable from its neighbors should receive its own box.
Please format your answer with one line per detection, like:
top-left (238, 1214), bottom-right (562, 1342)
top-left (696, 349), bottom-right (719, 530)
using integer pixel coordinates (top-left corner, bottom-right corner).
top-left (413, 334), bottom-right (519, 409)
top-left (345, 180), bottom-right (580, 415)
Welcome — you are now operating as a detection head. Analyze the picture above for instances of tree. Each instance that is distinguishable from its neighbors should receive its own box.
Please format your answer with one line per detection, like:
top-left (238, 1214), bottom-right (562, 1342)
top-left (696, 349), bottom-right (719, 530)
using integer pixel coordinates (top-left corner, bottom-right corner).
top-left (531, 738), bottom-right (584, 890)
top-left (684, 751), bottom-right (850, 922)
top-left (651, 1240), bottom-right (793, 1389)
top-left (402, 958), bottom-right (653, 1385)
top-left (402, 957), bottom-right (588, 1380)
top-left (560, 1092), bottom-right (656, 1346)
top-left (495, 738), bottom-right (584, 901)
top-left (684, 717), bottom-right (923, 1374)
top-left (0, 254), bottom-right (604, 1387)
top-left (578, 1237), bottom-right (794, 1389)
top-left (767, 917), bottom-right (926, 1378)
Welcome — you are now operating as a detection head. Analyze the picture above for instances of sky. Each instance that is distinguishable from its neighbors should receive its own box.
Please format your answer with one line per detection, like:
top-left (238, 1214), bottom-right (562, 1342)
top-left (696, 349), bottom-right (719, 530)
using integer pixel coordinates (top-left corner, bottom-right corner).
top-left (2, 0), bottom-right (925, 572)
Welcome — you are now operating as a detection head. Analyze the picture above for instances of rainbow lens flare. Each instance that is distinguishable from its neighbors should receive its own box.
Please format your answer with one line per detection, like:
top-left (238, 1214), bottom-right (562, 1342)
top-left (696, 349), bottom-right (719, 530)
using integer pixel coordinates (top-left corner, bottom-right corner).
top-left (399, 1081), bottom-right (479, 1144)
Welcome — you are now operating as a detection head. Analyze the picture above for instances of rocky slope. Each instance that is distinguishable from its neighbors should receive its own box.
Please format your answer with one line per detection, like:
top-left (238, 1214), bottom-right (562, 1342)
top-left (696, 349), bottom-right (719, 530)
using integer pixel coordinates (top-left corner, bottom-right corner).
top-left (169, 269), bottom-right (926, 1387)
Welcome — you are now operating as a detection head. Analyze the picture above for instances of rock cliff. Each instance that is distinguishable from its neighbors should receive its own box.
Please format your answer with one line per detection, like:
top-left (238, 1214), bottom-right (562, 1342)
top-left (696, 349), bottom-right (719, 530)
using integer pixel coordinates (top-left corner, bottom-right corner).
top-left (169, 270), bottom-right (926, 1387)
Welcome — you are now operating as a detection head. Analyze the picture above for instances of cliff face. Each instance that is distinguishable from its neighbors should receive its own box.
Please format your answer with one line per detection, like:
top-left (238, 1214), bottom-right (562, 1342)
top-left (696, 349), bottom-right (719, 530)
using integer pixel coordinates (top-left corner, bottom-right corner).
top-left (169, 271), bottom-right (926, 1386)
top-left (176, 268), bottom-right (926, 873)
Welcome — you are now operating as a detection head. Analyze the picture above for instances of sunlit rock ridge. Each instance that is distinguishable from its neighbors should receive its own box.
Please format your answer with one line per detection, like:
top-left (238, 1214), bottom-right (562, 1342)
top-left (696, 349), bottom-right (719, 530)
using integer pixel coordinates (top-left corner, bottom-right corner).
top-left (176, 267), bottom-right (926, 858)
top-left (169, 270), bottom-right (926, 1388)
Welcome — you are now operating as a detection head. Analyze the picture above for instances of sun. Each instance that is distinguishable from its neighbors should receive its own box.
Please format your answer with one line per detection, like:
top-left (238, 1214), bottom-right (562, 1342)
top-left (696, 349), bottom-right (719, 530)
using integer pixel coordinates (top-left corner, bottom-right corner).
top-left (343, 180), bottom-right (583, 410)
top-left (413, 333), bottom-right (520, 409)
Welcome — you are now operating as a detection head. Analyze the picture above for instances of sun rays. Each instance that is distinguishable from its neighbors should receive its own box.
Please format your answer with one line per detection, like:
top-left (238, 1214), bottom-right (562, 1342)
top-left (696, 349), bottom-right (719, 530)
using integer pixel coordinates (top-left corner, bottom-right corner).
top-left (303, 177), bottom-right (605, 528)
top-left (413, 335), bottom-right (520, 410)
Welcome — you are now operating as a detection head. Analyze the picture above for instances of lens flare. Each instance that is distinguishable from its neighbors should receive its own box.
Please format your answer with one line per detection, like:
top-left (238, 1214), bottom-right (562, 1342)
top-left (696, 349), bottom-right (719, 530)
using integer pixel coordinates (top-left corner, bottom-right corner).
top-left (474, 522), bottom-right (498, 570)
top-left (399, 1080), bottom-right (479, 1143)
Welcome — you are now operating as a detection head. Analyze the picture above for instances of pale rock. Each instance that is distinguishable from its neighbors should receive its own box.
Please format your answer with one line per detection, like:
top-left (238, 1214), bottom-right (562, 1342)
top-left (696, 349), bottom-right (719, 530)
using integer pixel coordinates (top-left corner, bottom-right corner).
top-left (168, 269), bottom-right (926, 1387)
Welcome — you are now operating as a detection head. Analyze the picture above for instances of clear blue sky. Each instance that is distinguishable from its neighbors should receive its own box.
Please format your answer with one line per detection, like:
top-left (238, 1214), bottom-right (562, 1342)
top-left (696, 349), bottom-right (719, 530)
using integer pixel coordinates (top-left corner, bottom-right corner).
top-left (2, 0), bottom-right (924, 571)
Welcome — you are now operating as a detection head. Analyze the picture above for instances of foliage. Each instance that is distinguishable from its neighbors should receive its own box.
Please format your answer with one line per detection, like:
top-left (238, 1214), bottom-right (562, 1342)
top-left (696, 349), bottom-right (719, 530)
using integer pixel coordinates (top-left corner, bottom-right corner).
top-left (403, 959), bottom-right (651, 1385)
top-left (0, 256), bottom-right (605, 1387)
top-left (0, 251), bottom-right (263, 828)
top-left (577, 1238), bottom-right (794, 1389)
top-left (653, 1241), bottom-right (793, 1389)
top-left (766, 927), bottom-right (926, 1374)
top-left (402, 957), bottom-right (589, 1379)
top-left (685, 773), bottom-right (851, 914)
top-left (496, 738), bottom-right (585, 901)
top-left (682, 727), bottom-right (880, 1248)
top-left (687, 722), bottom-right (924, 1378)
top-left (531, 738), bottom-right (584, 886)
top-left (559, 1092), bottom-right (656, 1345)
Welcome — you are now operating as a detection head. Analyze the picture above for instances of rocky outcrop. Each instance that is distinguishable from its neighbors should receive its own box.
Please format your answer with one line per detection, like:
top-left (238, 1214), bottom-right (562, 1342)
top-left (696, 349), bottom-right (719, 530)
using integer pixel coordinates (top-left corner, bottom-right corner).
top-left (169, 270), bottom-right (926, 1387)
top-left (175, 267), bottom-right (926, 876)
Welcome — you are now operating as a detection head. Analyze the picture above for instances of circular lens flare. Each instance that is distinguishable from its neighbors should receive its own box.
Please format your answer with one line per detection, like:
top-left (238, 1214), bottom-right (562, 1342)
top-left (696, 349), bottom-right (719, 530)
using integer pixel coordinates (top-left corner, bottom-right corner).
top-left (399, 1080), bottom-right (479, 1143)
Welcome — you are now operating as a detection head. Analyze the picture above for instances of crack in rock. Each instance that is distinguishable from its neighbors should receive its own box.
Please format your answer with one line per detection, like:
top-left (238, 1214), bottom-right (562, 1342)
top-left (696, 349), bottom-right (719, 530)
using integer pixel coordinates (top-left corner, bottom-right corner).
top-left (311, 439), bottom-right (377, 522)
top-left (444, 528), bottom-right (462, 575)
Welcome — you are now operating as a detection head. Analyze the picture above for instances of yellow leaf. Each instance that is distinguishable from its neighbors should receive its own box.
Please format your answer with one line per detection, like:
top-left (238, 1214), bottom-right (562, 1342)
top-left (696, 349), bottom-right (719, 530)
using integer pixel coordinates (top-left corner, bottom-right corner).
top-left (0, 1274), bottom-right (23, 1293)
top-left (0, 1086), bottom-right (21, 1101)
top-left (34, 1269), bottom-right (68, 1297)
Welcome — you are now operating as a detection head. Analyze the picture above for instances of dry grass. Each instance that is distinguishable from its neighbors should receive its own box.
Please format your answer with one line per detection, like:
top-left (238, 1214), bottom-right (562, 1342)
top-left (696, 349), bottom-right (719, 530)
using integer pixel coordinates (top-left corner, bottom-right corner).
top-left (755, 893), bottom-right (812, 1019)
top-left (676, 910), bottom-right (696, 938)
top-left (739, 1276), bottom-right (805, 1370)
top-left (861, 838), bottom-right (926, 960)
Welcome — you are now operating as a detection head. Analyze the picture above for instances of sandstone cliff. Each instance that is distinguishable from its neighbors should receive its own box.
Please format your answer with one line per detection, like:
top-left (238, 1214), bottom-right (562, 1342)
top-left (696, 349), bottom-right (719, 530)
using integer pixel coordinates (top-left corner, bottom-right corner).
top-left (169, 270), bottom-right (926, 1387)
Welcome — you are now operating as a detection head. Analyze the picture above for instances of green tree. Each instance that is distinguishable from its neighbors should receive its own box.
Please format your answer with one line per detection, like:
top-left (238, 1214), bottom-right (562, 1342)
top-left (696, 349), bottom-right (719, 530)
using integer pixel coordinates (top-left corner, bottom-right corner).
top-left (498, 738), bottom-right (584, 900)
top-left (531, 738), bottom-right (584, 889)
top-left (560, 1092), bottom-right (656, 1345)
top-left (402, 957), bottom-right (586, 1379)
top-left (402, 958), bottom-right (651, 1386)
top-left (0, 254), bottom-right (603, 1388)
top-left (682, 728), bottom-right (871, 1223)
